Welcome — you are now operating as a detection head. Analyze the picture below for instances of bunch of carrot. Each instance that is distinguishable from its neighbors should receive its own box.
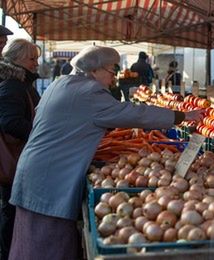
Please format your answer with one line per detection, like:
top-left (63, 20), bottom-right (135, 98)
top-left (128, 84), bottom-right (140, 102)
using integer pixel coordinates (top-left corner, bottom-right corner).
top-left (93, 128), bottom-right (182, 162)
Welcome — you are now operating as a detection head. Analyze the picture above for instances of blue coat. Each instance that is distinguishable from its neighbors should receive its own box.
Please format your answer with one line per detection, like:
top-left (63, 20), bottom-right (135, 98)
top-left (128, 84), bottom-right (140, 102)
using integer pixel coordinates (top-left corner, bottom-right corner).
top-left (10, 74), bottom-right (175, 220)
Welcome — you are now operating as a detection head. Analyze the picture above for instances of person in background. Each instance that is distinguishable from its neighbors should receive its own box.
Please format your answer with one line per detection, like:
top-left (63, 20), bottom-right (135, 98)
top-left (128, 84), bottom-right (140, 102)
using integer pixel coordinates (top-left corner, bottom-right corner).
top-left (0, 39), bottom-right (40, 260)
top-left (9, 46), bottom-right (203, 260)
top-left (109, 63), bottom-right (122, 101)
top-left (165, 60), bottom-right (182, 93)
top-left (61, 58), bottom-right (73, 75)
top-left (0, 25), bottom-right (13, 59)
top-left (52, 59), bottom-right (61, 81)
top-left (130, 51), bottom-right (154, 86)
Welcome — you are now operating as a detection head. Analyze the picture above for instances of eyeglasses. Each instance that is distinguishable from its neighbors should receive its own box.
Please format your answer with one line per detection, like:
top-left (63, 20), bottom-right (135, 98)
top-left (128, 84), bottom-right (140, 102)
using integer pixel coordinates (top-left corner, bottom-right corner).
top-left (103, 67), bottom-right (116, 76)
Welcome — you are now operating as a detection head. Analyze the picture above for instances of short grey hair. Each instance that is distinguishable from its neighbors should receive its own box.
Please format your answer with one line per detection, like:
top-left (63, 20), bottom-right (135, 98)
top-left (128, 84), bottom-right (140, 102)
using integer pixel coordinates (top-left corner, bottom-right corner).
top-left (71, 46), bottom-right (120, 73)
top-left (3, 38), bottom-right (41, 63)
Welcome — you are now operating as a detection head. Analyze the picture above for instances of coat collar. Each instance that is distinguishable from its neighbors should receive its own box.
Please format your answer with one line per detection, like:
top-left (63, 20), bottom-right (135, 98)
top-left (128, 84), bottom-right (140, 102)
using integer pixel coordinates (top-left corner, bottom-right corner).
top-left (0, 61), bottom-right (39, 83)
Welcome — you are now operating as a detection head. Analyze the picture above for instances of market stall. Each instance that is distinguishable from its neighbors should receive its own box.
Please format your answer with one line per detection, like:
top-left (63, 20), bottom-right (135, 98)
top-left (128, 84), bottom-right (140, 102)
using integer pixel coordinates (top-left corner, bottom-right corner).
top-left (2, 1), bottom-right (214, 259)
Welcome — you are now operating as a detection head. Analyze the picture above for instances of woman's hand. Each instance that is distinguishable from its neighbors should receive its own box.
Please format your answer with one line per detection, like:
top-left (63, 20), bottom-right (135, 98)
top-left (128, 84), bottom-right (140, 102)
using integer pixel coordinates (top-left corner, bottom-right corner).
top-left (184, 109), bottom-right (205, 122)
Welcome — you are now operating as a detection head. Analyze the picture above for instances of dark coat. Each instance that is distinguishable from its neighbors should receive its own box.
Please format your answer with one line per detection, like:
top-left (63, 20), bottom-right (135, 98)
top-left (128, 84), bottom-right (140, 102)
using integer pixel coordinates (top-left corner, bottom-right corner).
top-left (0, 62), bottom-right (40, 141)
top-left (130, 58), bottom-right (154, 86)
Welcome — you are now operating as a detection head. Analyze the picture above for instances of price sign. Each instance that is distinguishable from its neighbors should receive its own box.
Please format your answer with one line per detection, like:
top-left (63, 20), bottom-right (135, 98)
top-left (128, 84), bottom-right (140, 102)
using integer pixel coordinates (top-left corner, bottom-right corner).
top-left (175, 133), bottom-right (205, 178)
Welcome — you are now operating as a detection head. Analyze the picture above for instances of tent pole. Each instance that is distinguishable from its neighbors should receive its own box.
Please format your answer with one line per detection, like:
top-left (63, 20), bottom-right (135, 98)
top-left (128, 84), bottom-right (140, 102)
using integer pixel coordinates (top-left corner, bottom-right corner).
top-left (206, 23), bottom-right (212, 86)
top-left (1, 0), bottom-right (6, 26)
top-left (32, 13), bottom-right (37, 43)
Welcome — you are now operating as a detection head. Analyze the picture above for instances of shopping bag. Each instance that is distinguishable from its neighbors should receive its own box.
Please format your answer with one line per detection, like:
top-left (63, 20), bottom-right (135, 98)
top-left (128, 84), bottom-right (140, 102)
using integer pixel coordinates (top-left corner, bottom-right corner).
top-left (0, 132), bottom-right (24, 185)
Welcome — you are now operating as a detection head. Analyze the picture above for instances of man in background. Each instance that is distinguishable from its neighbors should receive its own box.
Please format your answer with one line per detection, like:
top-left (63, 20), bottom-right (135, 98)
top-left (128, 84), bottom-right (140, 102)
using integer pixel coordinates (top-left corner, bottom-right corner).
top-left (130, 51), bottom-right (154, 86)
top-left (0, 25), bottom-right (13, 58)
top-left (61, 58), bottom-right (73, 75)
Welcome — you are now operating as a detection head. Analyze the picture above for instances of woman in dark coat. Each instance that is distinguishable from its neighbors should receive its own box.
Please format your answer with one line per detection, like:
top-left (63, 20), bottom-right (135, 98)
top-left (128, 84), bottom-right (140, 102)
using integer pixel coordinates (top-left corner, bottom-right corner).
top-left (0, 39), bottom-right (40, 260)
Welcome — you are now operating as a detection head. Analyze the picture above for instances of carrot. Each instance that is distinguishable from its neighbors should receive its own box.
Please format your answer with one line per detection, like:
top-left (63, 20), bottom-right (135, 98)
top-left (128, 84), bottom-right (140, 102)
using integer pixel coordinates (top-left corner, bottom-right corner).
top-left (107, 129), bottom-right (132, 138)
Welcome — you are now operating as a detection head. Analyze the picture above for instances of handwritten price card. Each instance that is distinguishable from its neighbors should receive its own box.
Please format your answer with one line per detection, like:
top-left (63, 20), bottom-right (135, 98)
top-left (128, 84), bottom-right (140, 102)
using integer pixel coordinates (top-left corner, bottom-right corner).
top-left (175, 133), bottom-right (205, 178)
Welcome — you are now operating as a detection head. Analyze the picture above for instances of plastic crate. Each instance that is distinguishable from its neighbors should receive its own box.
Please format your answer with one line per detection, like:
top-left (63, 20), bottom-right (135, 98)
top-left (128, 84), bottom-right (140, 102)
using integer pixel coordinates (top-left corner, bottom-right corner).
top-left (86, 179), bottom-right (155, 207)
top-left (89, 189), bottom-right (214, 255)
top-left (204, 137), bottom-right (214, 152)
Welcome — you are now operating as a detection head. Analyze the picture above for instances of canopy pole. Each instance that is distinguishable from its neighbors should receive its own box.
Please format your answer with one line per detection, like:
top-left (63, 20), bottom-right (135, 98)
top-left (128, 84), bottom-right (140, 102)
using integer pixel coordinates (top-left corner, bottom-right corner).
top-left (206, 23), bottom-right (212, 86)
top-left (32, 13), bottom-right (37, 43)
top-left (1, 0), bottom-right (6, 26)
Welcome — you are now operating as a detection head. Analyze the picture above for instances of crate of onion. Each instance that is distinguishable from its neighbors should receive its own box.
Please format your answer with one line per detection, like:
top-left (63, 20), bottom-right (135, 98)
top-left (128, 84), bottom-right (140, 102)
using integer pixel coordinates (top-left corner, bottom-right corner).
top-left (89, 187), bottom-right (214, 255)
top-left (86, 149), bottom-right (214, 254)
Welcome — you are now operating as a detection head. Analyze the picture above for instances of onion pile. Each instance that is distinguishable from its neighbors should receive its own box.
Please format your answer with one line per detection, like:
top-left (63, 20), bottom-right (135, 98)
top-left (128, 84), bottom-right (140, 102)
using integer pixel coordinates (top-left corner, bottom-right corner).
top-left (94, 185), bottom-right (214, 245)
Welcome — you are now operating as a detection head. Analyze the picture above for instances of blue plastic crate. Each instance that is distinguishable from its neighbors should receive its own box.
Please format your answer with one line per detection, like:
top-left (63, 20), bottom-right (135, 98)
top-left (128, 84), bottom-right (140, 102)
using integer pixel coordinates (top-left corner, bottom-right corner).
top-left (89, 189), bottom-right (214, 255)
top-left (86, 179), bottom-right (155, 209)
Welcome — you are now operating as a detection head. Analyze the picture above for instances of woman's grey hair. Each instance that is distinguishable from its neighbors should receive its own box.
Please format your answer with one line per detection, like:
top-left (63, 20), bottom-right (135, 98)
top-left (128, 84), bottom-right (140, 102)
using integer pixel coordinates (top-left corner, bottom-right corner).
top-left (71, 46), bottom-right (120, 73)
top-left (2, 38), bottom-right (41, 63)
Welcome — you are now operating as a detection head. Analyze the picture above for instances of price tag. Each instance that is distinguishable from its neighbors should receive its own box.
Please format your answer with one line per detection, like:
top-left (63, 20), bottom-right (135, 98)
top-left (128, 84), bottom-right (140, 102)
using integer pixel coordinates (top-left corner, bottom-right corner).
top-left (175, 133), bottom-right (205, 178)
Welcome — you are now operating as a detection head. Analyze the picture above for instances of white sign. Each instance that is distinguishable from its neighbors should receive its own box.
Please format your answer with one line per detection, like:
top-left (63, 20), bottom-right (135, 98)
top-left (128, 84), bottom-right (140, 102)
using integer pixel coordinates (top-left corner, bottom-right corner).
top-left (175, 133), bottom-right (205, 178)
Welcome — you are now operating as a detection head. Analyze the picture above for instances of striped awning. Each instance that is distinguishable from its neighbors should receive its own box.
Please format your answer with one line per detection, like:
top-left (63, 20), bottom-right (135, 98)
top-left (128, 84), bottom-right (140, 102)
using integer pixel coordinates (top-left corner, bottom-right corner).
top-left (2, 0), bottom-right (214, 49)
top-left (52, 51), bottom-right (78, 58)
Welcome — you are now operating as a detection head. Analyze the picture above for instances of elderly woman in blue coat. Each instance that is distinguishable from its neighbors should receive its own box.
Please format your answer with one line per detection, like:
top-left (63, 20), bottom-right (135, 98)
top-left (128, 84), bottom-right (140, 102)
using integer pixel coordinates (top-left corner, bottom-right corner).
top-left (9, 46), bottom-right (203, 260)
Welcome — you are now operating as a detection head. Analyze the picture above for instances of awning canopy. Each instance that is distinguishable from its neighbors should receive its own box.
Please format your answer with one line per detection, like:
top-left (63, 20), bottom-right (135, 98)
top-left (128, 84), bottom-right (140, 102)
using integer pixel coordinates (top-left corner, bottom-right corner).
top-left (1, 0), bottom-right (214, 49)
top-left (52, 51), bottom-right (78, 58)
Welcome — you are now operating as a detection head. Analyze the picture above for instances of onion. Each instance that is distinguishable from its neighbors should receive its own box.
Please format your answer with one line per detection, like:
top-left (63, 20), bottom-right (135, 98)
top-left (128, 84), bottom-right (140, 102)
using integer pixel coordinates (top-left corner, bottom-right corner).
top-left (135, 175), bottom-right (148, 187)
top-left (202, 209), bottom-right (214, 220)
top-left (132, 207), bottom-right (143, 219)
top-left (111, 168), bottom-right (120, 179)
top-left (205, 175), bottom-right (214, 188)
top-left (101, 178), bottom-right (115, 188)
top-left (202, 196), bottom-right (214, 204)
top-left (95, 202), bottom-right (111, 218)
top-left (128, 232), bottom-right (147, 244)
top-left (118, 226), bottom-right (137, 243)
top-left (144, 193), bottom-right (157, 203)
top-left (143, 201), bottom-right (162, 220)
top-left (163, 228), bottom-right (177, 242)
top-left (134, 216), bottom-right (148, 232)
top-left (102, 235), bottom-right (120, 245)
top-left (116, 202), bottom-right (133, 217)
top-left (158, 178), bottom-right (171, 187)
top-left (116, 179), bottom-right (129, 188)
top-left (100, 166), bottom-right (112, 176)
top-left (181, 210), bottom-right (203, 225)
top-left (128, 197), bottom-right (143, 208)
top-left (102, 213), bottom-right (120, 225)
top-left (158, 195), bottom-right (171, 209)
top-left (167, 199), bottom-right (184, 216)
top-left (208, 202), bottom-right (214, 213)
top-left (138, 157), bottom-right (152, 167)
top-left (148, 176), bottom-right (159, 187)
top-left (148, 152), bottom-right (161, 162)
top-left (178, 224), bottom-right (195, 240)
top-left (135, 166), bottom-right (146, 175)
top-left (171, 178), bottom-right (189, 193)
top-left (127, 153), bottom-right (141, 166)
top-left (116, 216), bottom-right (133, 229)
top-left (207, 225), bottom-right (214, 239)
top-left (187, 227), bottom-right (206, 241)
top-left (118, 168), bottom-right (131, 179)
top-left (183, 190), bottom-right (203, 201)
top-left (117, 156), bottom-right (127, 169)
top-left (109, 192), bottom-right (129, 209)
top-left (125, 170), bottom-right (139, 185)
top-left (156, 210), bottom-right (177, 230)
top-left (139, 189), bottom-right (152, 202)
top-left (195, 202), bottom-right (208, 214)
top-left (145, 223), bottom-right (163, 241)
top-left (100, 192), bottom-right (113, 203)
top-left (150, 162), bottom-right (163, 171)
top-left (98, 221), bottom-right (116, 237)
